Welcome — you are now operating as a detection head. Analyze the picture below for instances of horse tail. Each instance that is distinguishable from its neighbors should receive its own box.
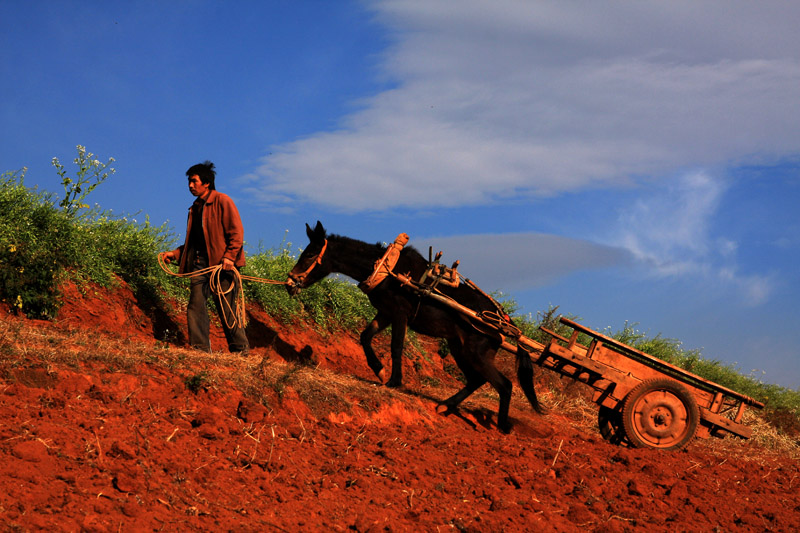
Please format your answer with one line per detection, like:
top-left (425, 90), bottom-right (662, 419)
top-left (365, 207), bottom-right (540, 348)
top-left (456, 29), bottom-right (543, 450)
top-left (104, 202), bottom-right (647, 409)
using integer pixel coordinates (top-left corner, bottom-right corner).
top-left (516, 345), bottom-right (545, 414)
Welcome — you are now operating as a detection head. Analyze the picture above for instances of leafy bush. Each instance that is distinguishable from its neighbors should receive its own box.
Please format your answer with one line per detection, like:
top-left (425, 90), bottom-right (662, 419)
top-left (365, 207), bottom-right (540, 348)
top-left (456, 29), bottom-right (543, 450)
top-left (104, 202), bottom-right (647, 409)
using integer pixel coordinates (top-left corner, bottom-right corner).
top-left (241, 241), bottom-right (305, 321)
top-left (0, 169), bottom-right (77, 318)
top-left (0, 149), bottom-right (182, 318)
top-left (243, 241), bottom-right (374, 329)
top-left (73, 214), bottom-right (182, 300)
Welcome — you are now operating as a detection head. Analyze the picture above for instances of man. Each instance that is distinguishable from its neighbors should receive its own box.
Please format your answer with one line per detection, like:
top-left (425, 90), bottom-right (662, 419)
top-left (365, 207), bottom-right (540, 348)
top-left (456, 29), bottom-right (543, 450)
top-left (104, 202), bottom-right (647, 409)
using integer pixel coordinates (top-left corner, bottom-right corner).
top-left (162, 161), bottom-right (249, 355)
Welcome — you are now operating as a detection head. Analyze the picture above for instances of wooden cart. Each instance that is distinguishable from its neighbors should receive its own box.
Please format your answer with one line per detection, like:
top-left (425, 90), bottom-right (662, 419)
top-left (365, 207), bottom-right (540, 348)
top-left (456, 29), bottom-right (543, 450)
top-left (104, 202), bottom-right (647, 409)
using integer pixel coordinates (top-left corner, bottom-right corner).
top-left (517, 318), bottom-right (765, 450)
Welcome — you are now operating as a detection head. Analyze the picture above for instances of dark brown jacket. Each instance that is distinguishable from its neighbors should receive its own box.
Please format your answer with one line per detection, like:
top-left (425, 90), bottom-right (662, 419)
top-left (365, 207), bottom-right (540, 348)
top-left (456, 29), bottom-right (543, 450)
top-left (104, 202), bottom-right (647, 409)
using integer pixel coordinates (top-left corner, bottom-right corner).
top-left (171, 190), bottom-right (245, 273)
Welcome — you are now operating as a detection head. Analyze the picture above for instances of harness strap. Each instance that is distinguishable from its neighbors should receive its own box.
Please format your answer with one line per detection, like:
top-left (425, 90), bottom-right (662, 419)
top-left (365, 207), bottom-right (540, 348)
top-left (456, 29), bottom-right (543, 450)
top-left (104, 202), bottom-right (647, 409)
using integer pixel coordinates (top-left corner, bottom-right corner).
top-left (358, 233), bottom-right (409, 293)
top-left (289, 239), bottom-right (328, 286)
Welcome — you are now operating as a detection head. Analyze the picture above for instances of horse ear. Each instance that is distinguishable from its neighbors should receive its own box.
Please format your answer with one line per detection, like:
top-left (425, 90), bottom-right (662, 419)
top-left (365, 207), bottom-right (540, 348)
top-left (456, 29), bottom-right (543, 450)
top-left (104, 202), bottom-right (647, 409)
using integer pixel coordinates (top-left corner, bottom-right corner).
top-left (306, 221), bottom-right (326, 242)
top-left (313, 221), bottom-right (325, 238)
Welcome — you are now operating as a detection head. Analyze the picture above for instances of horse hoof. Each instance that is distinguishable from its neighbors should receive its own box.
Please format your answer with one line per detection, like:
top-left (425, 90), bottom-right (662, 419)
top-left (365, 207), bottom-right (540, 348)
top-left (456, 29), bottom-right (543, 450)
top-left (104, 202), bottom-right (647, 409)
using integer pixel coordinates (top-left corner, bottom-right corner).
top-left (386, 378), bottom-right (402, 388)
top-left (377, 368), bottom-right (389, 384)
top-left (435, 404), bottom-right (451, 416)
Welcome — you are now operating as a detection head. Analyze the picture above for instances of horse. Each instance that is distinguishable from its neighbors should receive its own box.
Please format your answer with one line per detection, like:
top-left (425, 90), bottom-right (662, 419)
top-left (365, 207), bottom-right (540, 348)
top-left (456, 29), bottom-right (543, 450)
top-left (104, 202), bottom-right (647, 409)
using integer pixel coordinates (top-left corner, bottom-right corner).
top-left (286, 221), bottom-right (544, 433)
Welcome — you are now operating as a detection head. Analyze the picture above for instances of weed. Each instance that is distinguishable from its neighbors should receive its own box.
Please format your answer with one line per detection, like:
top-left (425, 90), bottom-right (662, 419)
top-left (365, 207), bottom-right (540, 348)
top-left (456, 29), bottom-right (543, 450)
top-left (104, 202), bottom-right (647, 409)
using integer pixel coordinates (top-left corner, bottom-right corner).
top-left (421, 376), bottom-right (441, 388)
top-left (185, 371), bottom-right (210, 394)
top-left (52, 145), bottom-right (115, 218)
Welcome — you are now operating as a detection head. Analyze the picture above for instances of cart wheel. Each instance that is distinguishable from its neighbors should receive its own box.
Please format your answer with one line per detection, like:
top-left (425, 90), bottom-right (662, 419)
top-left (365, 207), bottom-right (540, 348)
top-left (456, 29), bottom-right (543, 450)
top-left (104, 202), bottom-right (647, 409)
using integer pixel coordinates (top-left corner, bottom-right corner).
top-left (598, 406), bottom-right (627, 446)
top-left (621, 378), bottom-right (699, 451)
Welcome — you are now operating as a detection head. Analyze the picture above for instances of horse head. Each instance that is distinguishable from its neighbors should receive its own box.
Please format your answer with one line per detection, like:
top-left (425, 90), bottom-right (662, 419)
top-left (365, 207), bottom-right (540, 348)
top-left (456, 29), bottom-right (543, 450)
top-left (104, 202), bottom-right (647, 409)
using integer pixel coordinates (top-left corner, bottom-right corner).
top-left (286, 221), bottom-right (329, 296)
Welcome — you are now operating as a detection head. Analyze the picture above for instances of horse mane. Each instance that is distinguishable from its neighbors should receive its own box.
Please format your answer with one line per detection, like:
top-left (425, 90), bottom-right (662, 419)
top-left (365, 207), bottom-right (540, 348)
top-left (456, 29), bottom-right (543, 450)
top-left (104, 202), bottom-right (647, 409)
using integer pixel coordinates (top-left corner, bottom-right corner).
top-left (327, 233), bottom-right (385, 255)
top-left (327, 233), bottom-right (425, 261)
top-left (325, 232), bottom-right (429, 278)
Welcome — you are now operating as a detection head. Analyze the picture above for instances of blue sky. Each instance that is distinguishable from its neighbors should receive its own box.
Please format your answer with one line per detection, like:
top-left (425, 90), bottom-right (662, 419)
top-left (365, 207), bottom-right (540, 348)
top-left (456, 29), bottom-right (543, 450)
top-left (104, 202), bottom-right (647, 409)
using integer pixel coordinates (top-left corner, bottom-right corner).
top-left (2, 1), bottom-right (799, 388)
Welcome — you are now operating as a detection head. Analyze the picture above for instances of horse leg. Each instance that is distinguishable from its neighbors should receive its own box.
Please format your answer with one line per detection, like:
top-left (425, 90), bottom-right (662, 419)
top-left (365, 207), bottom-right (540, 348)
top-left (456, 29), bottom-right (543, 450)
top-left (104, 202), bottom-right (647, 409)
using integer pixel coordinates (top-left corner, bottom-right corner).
top-left (438, 376), bottom-right (486, 414)
top-left (486, 367), bottom-right (514, 433)
top-left (437, 337), bottom-right (486, 413)
top-left (385, 313), bottom-right (409, 388)
top-left (360, 312), bottom-right (390, 383)
top-left (461, 339), bottom-right (514, 433)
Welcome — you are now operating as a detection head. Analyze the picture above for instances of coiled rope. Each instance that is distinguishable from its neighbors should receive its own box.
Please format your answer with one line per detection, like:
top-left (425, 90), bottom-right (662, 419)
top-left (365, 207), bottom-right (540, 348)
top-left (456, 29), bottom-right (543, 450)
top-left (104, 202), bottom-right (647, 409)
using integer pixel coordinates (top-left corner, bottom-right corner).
top-left (157, 252), bottom-right (286, 329)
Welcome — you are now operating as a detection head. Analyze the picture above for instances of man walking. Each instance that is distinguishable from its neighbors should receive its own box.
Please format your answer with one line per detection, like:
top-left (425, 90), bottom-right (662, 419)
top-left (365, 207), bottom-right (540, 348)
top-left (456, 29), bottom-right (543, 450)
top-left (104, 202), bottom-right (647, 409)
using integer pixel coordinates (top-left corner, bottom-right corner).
top-left (162, 161), bottom-right (249, 355)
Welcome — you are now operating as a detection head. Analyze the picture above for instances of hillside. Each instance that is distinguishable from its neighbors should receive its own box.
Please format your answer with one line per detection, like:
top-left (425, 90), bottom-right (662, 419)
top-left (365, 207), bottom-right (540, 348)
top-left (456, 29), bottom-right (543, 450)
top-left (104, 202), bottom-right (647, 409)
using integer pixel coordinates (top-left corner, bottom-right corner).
top-left (0, 279), bottom-right (798, 532)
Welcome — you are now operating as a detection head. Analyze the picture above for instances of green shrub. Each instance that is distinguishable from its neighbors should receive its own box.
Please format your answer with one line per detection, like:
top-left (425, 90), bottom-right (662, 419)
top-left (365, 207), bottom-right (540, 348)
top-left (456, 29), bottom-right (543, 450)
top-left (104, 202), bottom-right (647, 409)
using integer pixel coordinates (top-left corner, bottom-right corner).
top-left (243, 237), bottom-right (375, 330)
top-left (242, 241), bottom-right (305, 322)
top-left (72, 214), bottom-right (182, 300)
top-left (0, 149), bottom-right (182, 318)
top-left (0, 169), bottom-right (77, 318)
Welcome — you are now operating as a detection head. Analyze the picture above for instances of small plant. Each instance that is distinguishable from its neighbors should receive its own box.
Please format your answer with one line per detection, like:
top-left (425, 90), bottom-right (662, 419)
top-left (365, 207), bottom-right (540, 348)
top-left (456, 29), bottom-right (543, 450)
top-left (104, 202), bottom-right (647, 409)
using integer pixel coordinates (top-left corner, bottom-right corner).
top-left (52, 145), bottom-right (115, 218)
top-left (0, 168), bottom-right (76, 318)
top-left (185, 371), bottom-right (210, 394)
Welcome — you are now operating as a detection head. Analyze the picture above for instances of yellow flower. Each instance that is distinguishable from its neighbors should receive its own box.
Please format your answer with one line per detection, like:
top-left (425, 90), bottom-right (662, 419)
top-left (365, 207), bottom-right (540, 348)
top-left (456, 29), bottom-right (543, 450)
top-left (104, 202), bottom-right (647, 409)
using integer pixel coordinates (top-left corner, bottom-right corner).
top-left (14, 295), bottom-right (23, 309)
top-left (8, 244), bottom-right (15, 252)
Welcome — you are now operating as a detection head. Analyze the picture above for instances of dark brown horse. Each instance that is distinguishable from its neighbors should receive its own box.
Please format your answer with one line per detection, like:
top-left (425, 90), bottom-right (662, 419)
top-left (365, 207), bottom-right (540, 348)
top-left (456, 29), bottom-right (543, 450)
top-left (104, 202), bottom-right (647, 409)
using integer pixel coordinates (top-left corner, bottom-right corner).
top-left (286, 221), bottom-right (543, 433)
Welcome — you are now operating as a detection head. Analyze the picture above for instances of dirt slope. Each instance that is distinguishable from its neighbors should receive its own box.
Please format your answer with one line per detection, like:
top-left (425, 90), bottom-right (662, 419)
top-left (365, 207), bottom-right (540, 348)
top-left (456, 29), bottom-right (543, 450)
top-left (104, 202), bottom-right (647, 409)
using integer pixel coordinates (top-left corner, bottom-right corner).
top-left (0, 281), bottom-right (797, 532)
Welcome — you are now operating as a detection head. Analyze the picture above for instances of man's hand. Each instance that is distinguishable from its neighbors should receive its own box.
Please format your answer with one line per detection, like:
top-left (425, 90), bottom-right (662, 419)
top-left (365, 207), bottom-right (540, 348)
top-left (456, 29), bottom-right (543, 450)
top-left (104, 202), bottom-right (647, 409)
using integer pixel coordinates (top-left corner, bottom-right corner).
top-left (163, 251), bottom-right (177, 264)
top-left (222, 258), bottom-right (234, 271)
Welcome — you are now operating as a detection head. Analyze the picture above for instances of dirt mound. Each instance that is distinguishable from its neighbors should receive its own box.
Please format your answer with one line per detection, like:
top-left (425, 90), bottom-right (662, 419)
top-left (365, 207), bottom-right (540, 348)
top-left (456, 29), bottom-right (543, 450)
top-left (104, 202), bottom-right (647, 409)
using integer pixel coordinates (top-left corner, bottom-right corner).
top-left (0, 280), bottom-right (798, 531)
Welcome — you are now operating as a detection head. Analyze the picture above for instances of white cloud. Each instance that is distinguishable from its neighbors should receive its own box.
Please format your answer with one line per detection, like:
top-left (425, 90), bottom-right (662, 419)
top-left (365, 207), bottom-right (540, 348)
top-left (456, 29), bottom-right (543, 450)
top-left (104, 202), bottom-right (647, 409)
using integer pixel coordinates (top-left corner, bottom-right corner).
top-left (618, 171), bottom-right (723, 268)
top-left (613, 171), bottom-right (775, 305)
top-left (245, 0), bottom-right (800, 212)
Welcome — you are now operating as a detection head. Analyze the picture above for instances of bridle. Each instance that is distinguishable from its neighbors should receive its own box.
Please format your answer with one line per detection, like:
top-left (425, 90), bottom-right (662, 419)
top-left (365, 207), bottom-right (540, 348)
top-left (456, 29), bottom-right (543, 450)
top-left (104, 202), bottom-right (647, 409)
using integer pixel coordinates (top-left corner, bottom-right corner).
top-left (287, 239), bottom-right (328, 289)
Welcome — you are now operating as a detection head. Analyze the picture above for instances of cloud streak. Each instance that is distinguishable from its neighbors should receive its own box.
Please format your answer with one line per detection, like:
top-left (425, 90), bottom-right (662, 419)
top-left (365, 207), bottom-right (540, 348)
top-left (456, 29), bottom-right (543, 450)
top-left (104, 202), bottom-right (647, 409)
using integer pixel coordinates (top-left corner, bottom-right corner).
top-left (613, 171), bottom-right (775, 305)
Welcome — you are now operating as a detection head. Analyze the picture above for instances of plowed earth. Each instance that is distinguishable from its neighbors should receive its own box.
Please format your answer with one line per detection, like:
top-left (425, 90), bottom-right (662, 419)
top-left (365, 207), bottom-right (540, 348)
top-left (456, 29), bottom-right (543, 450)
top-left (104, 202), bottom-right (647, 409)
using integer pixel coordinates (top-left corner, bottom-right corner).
top-left (0, 280), bottom-right (798, 532)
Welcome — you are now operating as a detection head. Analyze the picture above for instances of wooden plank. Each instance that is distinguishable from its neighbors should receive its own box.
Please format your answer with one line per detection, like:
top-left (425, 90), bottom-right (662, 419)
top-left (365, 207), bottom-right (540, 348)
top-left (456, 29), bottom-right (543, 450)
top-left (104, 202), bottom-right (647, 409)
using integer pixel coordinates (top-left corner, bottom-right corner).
top-left (544, 342), bottom-right (639, 393)
top-left (559, 318), bottom-right (765, 408)
top-left (710, 392), bottom-right (724, 413)
top-left (700, 408), bottom-right (753, 439)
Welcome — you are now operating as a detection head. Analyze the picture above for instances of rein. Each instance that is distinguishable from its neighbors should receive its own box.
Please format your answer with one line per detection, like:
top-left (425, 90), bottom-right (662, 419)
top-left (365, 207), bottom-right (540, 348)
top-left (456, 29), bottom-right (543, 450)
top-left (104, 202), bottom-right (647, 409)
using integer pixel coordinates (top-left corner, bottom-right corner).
top-left (157, 252), bottom-right (287, 329)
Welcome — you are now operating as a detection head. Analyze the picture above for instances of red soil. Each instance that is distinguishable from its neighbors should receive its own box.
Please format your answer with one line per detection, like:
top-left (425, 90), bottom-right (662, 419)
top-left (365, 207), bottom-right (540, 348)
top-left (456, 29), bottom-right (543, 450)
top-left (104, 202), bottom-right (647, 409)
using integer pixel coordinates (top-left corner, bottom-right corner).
top-left (0, 280), bottom-right (798, 531)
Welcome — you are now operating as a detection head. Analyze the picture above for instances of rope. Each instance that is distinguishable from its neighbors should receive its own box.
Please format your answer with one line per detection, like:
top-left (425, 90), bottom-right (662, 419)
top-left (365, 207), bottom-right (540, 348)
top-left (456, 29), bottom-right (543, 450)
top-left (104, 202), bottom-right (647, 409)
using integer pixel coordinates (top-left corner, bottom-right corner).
top-left (157, 252), bottom-right (287, 330)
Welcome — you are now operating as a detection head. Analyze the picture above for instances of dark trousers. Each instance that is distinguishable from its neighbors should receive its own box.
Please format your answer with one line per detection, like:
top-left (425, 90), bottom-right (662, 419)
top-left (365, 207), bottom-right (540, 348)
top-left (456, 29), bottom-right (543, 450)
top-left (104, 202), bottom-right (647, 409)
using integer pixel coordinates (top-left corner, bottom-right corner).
top-left (187, 256), bottom-right (249, 353)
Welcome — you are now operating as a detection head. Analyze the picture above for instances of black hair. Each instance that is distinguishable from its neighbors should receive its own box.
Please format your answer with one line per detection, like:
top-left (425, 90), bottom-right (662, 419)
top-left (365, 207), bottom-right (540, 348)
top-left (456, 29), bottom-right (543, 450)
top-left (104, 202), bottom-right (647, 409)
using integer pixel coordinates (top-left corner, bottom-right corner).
top-left (186, 160), bottom-right (216, 190)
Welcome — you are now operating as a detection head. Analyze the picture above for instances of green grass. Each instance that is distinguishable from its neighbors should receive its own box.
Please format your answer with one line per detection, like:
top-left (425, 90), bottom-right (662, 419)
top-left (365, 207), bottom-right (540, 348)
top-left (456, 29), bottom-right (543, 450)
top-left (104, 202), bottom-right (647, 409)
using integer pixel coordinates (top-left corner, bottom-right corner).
top-left (242, 240), bottom-right (375, 329)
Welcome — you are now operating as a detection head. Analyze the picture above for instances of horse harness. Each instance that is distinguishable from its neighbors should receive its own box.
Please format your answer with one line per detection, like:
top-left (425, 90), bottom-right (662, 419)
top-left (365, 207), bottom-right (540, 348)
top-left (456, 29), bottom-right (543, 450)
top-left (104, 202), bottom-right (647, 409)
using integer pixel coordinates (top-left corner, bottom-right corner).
top-left (359, 233), bottom-right (523, 340)
top-left (287, 239), bottom-right (328, 288)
